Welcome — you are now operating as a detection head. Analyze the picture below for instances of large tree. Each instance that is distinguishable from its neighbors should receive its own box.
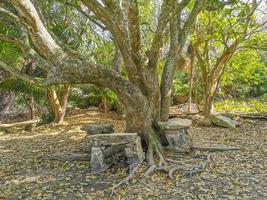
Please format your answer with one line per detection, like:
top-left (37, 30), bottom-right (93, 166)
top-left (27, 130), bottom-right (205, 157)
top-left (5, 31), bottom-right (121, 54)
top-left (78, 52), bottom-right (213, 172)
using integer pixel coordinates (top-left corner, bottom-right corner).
top-left (1, 0), bottom-right (235, 165)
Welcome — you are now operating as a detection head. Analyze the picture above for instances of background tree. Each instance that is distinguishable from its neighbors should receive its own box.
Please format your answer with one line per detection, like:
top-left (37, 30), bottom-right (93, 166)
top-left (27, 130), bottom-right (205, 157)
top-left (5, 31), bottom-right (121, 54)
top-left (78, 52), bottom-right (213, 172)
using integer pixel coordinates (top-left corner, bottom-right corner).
top-left (192, 0), bottom-right (267, 122)
top-left (47, 84), bottom-right (71, 124)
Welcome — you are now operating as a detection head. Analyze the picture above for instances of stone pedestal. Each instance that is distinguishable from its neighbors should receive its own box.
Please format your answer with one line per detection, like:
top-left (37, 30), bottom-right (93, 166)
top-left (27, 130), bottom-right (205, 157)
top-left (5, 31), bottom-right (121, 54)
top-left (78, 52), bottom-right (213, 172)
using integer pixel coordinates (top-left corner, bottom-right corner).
top-left (88, 133), bottom-right (144, 173)
top-left (159, 118), bottom-right (192, 152)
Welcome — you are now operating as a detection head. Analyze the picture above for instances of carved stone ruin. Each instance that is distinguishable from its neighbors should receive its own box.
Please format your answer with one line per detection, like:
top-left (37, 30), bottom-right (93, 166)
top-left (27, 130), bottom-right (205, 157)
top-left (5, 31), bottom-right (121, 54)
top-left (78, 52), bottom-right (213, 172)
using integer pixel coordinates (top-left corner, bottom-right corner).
top-left (159, 118), bottom-right (193, 152)
top-left (81, 123), bottom-right (114, 152)
top-left (88, 133), bottom-right (144, 174)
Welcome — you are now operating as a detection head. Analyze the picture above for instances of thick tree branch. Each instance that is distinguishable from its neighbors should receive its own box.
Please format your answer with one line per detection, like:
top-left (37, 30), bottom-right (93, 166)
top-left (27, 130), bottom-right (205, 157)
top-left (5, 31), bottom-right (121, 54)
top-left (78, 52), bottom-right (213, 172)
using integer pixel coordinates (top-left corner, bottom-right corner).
top-left (11, 0), bottom-right (61, 60)
top-left (10, 0), bottom-right (146, 108)
top-left (184, 1), bottom-right (205, 31)
top-left (64, 2), bottom-right (107, 31)
top-left (126, 0), bottom-right (141, 58)
top-left (0, 60), bottom-right (44, 86)
top-left (147, 0), bottom-right (177, 69)
top-left (81, 0), bottom-right (140, 86)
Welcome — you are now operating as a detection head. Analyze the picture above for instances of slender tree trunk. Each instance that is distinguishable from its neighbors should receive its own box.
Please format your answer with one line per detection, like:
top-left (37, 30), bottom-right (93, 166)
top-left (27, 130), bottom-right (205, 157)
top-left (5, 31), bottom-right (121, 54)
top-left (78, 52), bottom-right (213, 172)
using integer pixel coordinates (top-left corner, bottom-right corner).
top-left (203, 78), bottom-right (217, 120)
top-left (0, 91), bottom-right (12, 114)
top-left (29, 96), bottom-right (35, 119)
top-left (194, 78), bottom-right (200, 112)
top-left (47, 84), bottom-right (70, 124)
top-left (100, 95), bottom-right (108, 113)
top-left (160, 56), bottom-right (186, 121)
top-left (187, 56), bottom-right (194, 113)
top-left (160, 60), bottom-right (178, 122)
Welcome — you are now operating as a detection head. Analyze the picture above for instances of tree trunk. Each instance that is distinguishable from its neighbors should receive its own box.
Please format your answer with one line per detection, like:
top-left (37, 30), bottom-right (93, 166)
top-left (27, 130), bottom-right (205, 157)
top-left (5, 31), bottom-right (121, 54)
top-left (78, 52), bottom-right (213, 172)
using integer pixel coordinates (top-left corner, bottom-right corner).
top-left (194, 77), bottom-right (200, 112)
top-left (47, 84), bottom-right (70, 124)
top-left (124, 97), bottom-right (164, 166)
top-left (160, 61), bottom-right (177, 122)
top-left (0, 91), bottom-right (12, 114)
top-left (187, 56), bottom-right (194, 113)
top-left (29, 96), bottom-right (35, 119)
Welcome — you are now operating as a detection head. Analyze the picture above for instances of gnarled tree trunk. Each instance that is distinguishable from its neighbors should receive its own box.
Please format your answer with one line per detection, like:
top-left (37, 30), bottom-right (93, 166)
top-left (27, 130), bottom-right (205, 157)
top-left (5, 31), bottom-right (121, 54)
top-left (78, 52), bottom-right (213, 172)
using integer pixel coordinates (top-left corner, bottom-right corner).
top-left (9, 0), bottom-right (204, 165)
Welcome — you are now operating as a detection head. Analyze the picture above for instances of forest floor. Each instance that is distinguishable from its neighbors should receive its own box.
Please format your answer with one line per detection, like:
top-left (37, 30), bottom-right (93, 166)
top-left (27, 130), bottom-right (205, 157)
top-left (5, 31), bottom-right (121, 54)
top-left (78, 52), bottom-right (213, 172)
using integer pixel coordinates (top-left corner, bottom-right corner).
top-left (0, 108), bottom-right (266, 200)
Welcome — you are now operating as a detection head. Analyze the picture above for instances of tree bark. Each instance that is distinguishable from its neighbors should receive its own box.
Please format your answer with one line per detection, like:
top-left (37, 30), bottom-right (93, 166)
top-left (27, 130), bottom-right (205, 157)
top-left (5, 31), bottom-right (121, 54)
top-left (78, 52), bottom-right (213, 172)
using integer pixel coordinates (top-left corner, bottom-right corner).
top-left (47, 84), bottom-right (70, 124)
top-left (0, 91), bottom-right (12, 114)
top-left (194, 77), bottom-right (200, 112)
top-left (187, 48), bottom-right (195, 113)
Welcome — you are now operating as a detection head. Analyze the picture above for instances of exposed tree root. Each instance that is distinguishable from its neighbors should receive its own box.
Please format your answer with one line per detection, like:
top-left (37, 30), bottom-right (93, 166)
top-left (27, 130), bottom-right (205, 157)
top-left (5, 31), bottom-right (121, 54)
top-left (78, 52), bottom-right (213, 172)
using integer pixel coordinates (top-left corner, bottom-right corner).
top-left (136, 177), bottom-right (156, 192)
top-left (146, 138), bottom-right (165, 166)
top-left (144, 164), bottom-right (169, 178)
top-left (145, 154), bottom-right (212, 179)
top-left (110, 163), bottom-right (140, 196)
top-left (184, 154), bottom-right (211, 176)
top-left (192, 145), bottom-right (241, 151)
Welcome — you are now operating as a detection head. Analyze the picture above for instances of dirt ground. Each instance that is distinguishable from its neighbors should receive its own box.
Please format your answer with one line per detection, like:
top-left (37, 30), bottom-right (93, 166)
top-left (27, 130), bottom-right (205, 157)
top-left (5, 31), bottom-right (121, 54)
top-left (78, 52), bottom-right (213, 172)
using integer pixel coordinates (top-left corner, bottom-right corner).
top-left (0, 108), bottom-right (266, 200)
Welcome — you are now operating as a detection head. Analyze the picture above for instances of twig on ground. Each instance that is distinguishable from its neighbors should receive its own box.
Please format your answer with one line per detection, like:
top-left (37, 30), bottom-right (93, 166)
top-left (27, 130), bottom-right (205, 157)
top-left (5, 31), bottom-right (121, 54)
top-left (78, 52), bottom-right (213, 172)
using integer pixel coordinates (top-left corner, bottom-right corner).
top-left (37, 155), bottom-right (66, 162)
top-left (110, 163), bottom-right (140, 196)
top-left (145, 164), bottom-right (156, 178)
top-left (136, 177), bottom-right (156, 192)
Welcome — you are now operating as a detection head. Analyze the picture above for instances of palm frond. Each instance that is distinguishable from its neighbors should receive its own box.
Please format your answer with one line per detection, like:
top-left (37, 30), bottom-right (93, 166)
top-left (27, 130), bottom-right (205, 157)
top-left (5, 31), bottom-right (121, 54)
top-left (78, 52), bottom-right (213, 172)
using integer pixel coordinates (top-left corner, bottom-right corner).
top-left (0, 77), bottom-right (46, 99)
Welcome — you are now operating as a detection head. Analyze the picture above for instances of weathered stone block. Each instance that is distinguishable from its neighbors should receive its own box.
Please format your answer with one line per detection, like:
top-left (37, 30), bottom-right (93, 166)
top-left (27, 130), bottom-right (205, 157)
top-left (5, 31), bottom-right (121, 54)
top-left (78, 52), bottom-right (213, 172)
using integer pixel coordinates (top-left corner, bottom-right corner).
top-left (81, 124), bottom-right (114, 135)
top-left (165, 129), bottom-right (192, 152)
top-left (90, 147), bottom-right (108, 174)
top-left (159, 118), bottom-right (192, 152)
top-left (124, 137), bottom-right (144, 165)
top-left (210, 114), bottom-right (240, 128)
top-left (158, 118), bottom-right (192, 130)
top-left (88, 133), bottom-right (138, 146)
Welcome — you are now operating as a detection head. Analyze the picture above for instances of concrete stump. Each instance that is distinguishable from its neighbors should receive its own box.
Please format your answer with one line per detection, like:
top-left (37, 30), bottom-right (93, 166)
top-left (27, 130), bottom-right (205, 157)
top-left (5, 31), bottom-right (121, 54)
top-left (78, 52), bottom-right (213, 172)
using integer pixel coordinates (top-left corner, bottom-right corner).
top-left (159, 118), bottom-right (192, 152)
top-left (165, 129), bottom-right (192, 152)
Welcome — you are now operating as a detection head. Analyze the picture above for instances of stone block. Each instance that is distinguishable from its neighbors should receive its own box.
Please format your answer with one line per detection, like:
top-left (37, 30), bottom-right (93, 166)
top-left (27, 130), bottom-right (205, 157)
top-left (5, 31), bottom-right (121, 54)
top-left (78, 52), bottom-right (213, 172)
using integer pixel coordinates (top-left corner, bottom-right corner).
top-left (210, 114), bottom-right (240, 128)
top-left (158, 118), bottom-right (192, 130)
top-left (165, 129), bottom-right (192, 152)
top-left (90, 147), bottom-right (108, 174)
top-left (124, 137), bottom-right (144, 165)
top-left (81, 124), bottom-right (114, 135)
top-left (89, 133), bottom-right (144, 173)
top-left (87, 133), bottom-right (138, 146)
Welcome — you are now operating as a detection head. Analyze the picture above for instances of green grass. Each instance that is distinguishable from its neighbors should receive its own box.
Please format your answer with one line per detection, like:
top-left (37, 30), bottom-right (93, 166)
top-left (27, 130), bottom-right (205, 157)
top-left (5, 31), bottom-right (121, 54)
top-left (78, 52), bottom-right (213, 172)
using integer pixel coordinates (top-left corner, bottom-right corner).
top-left (215, 99), bottom-right (267, 114)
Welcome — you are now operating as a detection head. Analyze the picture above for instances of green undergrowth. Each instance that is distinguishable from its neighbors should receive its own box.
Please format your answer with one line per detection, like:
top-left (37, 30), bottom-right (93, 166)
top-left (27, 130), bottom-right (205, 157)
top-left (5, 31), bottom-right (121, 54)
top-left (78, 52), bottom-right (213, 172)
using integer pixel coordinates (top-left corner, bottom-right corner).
top-left (215, 98), bottom-right (267, 114)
